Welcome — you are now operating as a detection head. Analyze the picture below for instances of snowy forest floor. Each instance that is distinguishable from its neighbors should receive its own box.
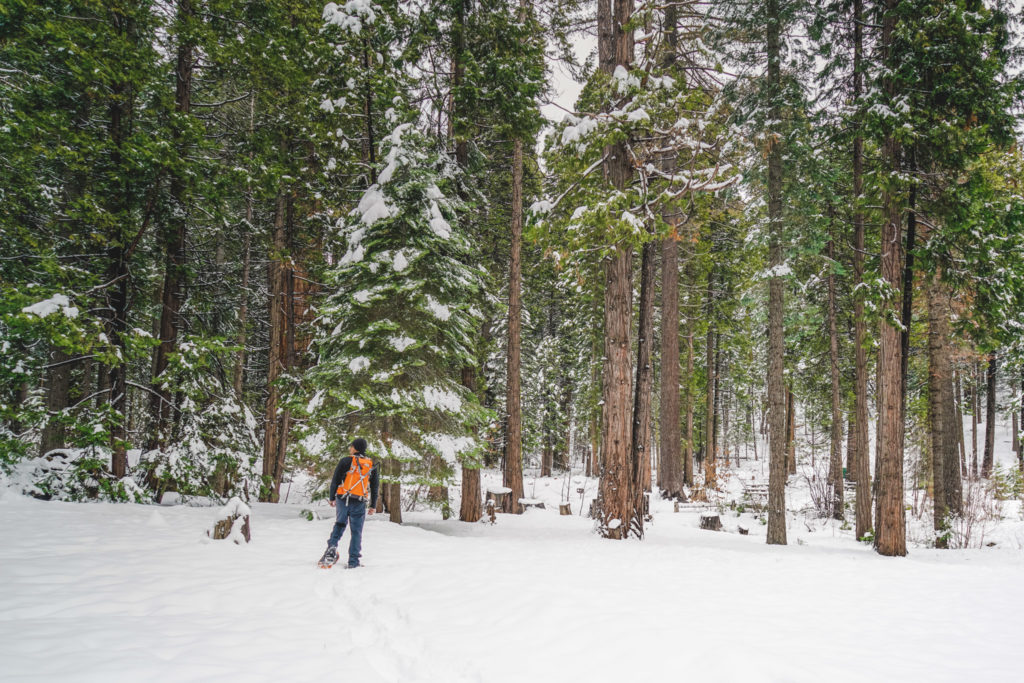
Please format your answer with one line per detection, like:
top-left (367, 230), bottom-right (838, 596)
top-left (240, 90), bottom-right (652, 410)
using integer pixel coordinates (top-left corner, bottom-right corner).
top-left (2, 415), bottom-right (1023, 682)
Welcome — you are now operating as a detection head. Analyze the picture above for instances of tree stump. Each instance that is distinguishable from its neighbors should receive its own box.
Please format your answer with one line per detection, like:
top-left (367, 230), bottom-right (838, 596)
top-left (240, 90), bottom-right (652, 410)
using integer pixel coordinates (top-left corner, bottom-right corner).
top-left (699, 513), bottom-right (722, 532)
top-left (486, 499), bottom-right (496, 525)
top-left (486, 486), bottom-right (512, 512)
top-left (208, 497), bottom-right (251, 544)
top-left (559, 503), bottom-right (571, 515)
top-left (519, 498), bottom-right (545, 511)
top-left (738, 525), bottom-right (749, 535)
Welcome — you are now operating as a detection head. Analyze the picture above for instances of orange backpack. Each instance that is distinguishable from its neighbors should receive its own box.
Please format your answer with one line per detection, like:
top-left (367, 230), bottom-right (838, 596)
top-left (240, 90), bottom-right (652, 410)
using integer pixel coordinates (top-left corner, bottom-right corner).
top-left (337, 455), bottom-right (373, 500)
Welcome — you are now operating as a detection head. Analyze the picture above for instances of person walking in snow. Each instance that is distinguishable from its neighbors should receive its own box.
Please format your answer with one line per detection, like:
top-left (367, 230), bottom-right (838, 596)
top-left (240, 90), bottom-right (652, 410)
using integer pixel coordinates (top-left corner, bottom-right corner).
top-left (318, 437), bottom-right (379, 569)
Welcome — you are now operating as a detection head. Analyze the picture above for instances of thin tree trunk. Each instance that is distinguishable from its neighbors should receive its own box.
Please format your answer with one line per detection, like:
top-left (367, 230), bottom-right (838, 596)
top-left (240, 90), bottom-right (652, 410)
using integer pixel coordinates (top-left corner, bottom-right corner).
top-left (658, 242), bottom-right (682, 496)
top-left (261, 191), bottom-right (289, 502)
top-left (971, 362), bottom-right (979, 477)
top-left (631, 238), bottom-right (656, 528)
top-left (954, 368), bottom-right (967, 477)
top-left (786, 386), bottom-right (796, 475)
top-left (765, 0), bottom-right (787, 545)
top-left (684, 307), bottom-right (695, 486)
top-left (39, 350), bottom-right (72, 456)
top-left (827, 234), bottom-right (843, 519)
top-left (502, 137), bottom-right (525, 513)
top-left (704, 273), bottom-right (717, 489)
top-left (1019, 373), bottom-right (1023, 472)
top-left (983, 353), bottom-right (997, 478)
top-left (928, 273), bottom-right (961, 544)
top-left (851, 0), bottom-right (872, 541)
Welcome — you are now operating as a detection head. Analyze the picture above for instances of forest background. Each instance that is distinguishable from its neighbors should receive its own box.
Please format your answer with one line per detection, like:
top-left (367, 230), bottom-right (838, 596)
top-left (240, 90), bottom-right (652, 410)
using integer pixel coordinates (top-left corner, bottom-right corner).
top-left (2, 0), bottom-right (1024, 557)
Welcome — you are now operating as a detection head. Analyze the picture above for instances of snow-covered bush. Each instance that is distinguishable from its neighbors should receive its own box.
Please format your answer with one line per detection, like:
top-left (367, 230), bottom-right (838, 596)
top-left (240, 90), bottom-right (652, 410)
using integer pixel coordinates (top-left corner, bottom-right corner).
top-left (14, 448), bottom-right (147, 503)
top-left (136, 337), bottom-right (259, 502)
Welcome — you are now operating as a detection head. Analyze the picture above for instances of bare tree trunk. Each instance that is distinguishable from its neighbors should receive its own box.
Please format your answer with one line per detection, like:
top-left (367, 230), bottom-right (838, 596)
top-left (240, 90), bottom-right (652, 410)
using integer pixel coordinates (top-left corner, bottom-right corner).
top-left (928, 273), bottom-right (961, 545)
top-left (40, 350), bottom-right (72, 456)
top-left (851, 0), bottom-right (872, 542)
top-left (149, 0), bottom-right (194, 450)
top-left (684, 309), bottom-right (695, 486)
top-left (786, 387), bottom-right (796, 475)
top-left (954, 368), bottom-right (967, 477)
top-left (764, 0), bottom-right (787, 545)
top-left (502, 136), bottom-right (525, 512)
top-left (704, 272), bottom-right (717, 489)
top-left (982, 353), bottom-right (997, 478)
top-left (827, 235), bottom-right (843, 519)
top-left (971, 362), bottom-right (979, 477)
top-left (1019, 373), bottom-right (1024, 472)
top-left (261, 191), bottom-right (289, 503)
top-left (595, 0), bottom-right (636, 539)
top-left (632, 238), bottom-right (656, 518)
top-left (657, 237), bottom-right (682, 494)
top-left (874, 0), bottom-right (906, 556)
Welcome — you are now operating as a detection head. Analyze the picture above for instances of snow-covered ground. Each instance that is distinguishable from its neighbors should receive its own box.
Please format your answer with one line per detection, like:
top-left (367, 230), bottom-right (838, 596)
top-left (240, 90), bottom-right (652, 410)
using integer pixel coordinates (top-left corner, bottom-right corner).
top-left (2, 414), bottom-right (1022, 682)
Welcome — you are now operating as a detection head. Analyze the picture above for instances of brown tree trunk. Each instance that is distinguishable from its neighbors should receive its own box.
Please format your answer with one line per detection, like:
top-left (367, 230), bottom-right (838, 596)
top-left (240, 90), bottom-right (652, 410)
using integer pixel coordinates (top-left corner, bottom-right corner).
top-left (595, 0), bottom-right (636, 539)
top-left (704, 273), bottom-right (717, 489)
top-left (460, 466), bottom-right (481, 522)
top-left (684, 308), bottom-right (695, 486)
top-left (954, 368), bottom-right (967, 477)
top-left (149, 0), bottom-right (194, 450)
top-left (765, 0), bottom-right (787, 545)
top-left (502, 137), bottom-right (525, 513)
top-left (786, 386), bottom-right (796, 475)
top-left (631, 238), bottom-right (656, 520)
top-left (874, 0), bottom-right (907, 556)
top-left (261, 191), bottom-right (290, 502)
top-left (1019, 373), bottom-right (1024, 472)
top-left (928, 273), bottom-right (961, 545)
top-left (827, 235), bottom-right (844, 519)
top-left (982, 353), bottom-right (997, 478)
top-left (851, 0), bottom-right (872, 542)
top-left (40, 350), bottom-right (72, 456)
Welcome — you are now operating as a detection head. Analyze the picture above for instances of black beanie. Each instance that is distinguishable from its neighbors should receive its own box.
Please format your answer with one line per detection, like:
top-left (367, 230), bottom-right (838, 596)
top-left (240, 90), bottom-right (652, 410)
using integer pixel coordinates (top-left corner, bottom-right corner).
top-left (350, 437), bottom-right (368, 454)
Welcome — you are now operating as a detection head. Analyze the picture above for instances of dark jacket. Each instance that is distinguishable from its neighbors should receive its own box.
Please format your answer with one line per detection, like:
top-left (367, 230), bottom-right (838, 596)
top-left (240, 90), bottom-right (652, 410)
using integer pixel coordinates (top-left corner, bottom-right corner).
top-left (329, 454), bottom-right (380, 508)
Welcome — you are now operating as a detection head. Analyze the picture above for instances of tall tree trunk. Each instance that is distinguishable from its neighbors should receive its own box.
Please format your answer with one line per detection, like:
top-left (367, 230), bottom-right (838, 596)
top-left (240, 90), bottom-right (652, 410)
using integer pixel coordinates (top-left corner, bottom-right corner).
top-left (704, 273), bottom-right (717, 489)
top-left (954, 368), bottom-right (967, 477)
top-left (786, 386), bottom-right (796, 475)
top-left (148, 0), bottom-right (194, 450)
top-left (971, 362), bottom-right (979, 477)
top-left (765, 0), bottom-right (787, 545)
top-left (39, 350), bottom-right (72, 456)
top-left (658, 230), bottom-right (682, 498)
top-left (928, 273), bottom-right (961, 544)
top-left (874, 0), bottom-right (906, 556)
top-left (234, 94), bottom-right (256, 401)
top-left (851, 0), bottom-right (872, 542)
top-left (502, 134), bottom-right (524, 515)
top-left (657, 5), bottom-right (682, 497)
top-left (684, 305), bottom-right (695, 486)
top-left (261, 191), bottom-right (290, 502)
top-left (827, 234), bottom-right (843, 519)
top-left (1019, 373), bottom-right (1024, 472)
top-left (982, 353), bottom-right (997, 478)
top-left (631, 238), bottom-right (656, 529)
top-left (595, 0), bottom-right (636, 539)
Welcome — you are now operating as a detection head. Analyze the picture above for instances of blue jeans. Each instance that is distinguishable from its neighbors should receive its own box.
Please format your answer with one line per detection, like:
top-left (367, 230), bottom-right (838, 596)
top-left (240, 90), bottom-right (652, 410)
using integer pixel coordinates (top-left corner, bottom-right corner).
top-left (328, 497), bottom-right (367, 567)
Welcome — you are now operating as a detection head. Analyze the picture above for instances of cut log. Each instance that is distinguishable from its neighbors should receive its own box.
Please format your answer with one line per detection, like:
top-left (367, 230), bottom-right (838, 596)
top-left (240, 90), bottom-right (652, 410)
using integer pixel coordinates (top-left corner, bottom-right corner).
top-left (699, 513), bottom-right (722, 532)
top-left (518, 497), bottom-right (545, 510)
top-left (738, 525), bottom-right (749, 535)
top-left (559, 503), bottom-right (571, 515)
top-left (486, 486), bottom-right (512, 512)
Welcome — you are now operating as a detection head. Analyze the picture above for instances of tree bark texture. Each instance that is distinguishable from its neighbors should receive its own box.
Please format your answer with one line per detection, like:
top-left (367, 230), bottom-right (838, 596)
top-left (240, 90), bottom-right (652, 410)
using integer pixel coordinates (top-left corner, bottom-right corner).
top-left (631, 239), bottom-right (656, 525)
top-left (502, 136), bottom-right (525, 514)
top-left (983, 353), bottom-right (997, 478)
top-left (595, 0), bottom-right (637, 539)
top-left (704, 272), bottom-right (717, 489)
top-left (261, 191), bottom-right (291, 502)
top-left (765, 0), bottom-right (787, 545)
top-left (927, 273), bottom-right (963, 546)
top-left (827, 236), bottom-right (844, 519)
top-left (875, 0), bottom-right (907, 556)
top-left (851, 0), bottom-right (872, 541)
top-left (659, 235), bottom-right (683, 498)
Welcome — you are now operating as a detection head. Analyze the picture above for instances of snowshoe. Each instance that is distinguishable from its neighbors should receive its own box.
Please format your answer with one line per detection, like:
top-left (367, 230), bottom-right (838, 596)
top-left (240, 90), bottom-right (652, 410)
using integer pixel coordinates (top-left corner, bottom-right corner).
top-left (317, 546), bottom-right (339, 569)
